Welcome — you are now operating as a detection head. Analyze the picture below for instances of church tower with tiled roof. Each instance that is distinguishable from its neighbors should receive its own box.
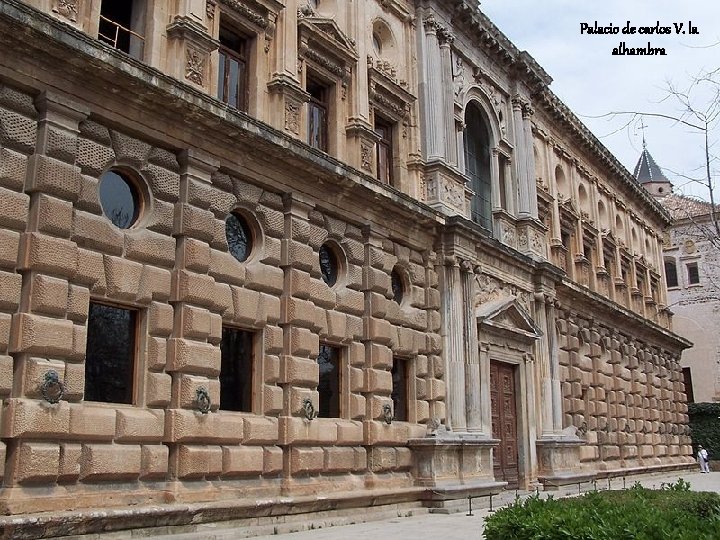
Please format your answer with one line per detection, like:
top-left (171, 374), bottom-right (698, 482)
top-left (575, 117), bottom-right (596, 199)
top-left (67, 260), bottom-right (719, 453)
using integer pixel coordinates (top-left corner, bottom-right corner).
top-left (633, 141), bottom-right (673, 198)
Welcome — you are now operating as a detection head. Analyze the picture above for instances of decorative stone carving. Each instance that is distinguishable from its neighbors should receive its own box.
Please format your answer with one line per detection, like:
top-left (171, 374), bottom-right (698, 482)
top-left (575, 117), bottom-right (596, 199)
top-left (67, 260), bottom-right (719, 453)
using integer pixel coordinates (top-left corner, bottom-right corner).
top-left (52, 0), bottom-right (78, 22)
top-left (206, 0), bottom-right (217, 19)
top-left (360, 141), bottom-right (373, 173)
top-left (453, 54), bottom-right (465, 99)
top-left (185, 47), bottom-right (206, 86)
top-left (284, 98), bottom-right (301, 134)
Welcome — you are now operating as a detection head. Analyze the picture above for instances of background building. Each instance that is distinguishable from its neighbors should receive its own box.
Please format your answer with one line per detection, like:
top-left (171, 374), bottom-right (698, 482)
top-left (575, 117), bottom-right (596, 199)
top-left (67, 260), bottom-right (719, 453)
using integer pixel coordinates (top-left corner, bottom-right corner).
top-left (0, 0), bottom-right (693, 531)
top-left (635, 144), bottom-right (720, 403)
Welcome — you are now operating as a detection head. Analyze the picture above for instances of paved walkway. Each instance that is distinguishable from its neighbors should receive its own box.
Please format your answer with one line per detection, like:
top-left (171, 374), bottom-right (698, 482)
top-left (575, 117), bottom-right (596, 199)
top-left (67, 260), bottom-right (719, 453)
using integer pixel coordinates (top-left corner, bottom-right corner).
top-left (246, 471), bottom-right (720, 540)
top-left (142, 471), bottom-right (719, 540)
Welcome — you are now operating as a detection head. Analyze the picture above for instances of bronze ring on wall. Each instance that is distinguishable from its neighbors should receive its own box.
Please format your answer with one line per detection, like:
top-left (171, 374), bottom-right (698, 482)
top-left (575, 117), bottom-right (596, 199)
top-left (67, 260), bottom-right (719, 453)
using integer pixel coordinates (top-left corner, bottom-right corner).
top-left (382, 404), bottom-right (394, 425)
top-left (40, 370), bottom-right (65, 404)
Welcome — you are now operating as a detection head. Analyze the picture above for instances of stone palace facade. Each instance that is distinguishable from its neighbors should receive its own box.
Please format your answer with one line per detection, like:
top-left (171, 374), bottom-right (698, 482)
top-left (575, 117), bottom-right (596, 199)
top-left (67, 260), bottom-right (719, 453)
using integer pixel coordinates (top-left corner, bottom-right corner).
top-left (0, 0), bottom-right (693, 528)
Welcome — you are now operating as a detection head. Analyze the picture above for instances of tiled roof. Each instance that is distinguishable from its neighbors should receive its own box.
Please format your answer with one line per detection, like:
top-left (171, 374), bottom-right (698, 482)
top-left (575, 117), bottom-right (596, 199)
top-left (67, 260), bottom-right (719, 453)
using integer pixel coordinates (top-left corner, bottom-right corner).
top-left (658, 193), bottom-right (717, 219)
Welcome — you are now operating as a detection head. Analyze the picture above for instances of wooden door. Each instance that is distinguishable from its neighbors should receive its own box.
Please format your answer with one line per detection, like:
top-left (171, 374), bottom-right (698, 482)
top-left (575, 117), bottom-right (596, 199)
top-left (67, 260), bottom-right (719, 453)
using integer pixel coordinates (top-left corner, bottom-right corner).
top-left (490, 361), bottom-right (519, 488)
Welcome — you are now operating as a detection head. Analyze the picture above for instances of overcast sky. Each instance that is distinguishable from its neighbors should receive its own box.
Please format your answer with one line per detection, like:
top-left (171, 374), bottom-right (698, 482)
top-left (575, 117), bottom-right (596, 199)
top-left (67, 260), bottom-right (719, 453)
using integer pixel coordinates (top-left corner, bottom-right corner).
top-left (481, 0), bottom-right (720, 201)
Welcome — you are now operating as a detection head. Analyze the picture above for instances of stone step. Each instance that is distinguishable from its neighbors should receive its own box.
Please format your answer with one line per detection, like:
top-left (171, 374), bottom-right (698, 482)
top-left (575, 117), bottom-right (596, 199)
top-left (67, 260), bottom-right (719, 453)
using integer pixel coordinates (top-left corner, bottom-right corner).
top-left (53, 501), bottom-right (430, 540)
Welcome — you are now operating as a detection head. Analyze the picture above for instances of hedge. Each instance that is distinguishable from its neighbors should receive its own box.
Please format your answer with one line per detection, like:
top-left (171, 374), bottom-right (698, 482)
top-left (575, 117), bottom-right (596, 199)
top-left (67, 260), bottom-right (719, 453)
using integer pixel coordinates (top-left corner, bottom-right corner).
top-left (688, 402), bottom-right (720, 459)
top-left (484, 480), bottom-right (720, 540)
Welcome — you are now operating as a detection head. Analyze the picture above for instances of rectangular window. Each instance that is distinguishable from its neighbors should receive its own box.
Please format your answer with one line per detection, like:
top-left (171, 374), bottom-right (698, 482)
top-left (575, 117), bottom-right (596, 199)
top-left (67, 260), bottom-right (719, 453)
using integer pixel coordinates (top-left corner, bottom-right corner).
top-left (85, 302), bottom-right (137, 404)
top-left (99, 0), bottom-right (145, 59)
top-left (664, 258), bottom-right (678, 288)
top-left (217, 24), bottom-right (248, 111)
top-left (220, 327), bottom-right (254, 412)
top-left (317, 344), bottom-right (341, 418)
top-left (307, 77), bottom-right (329, 152)
top-left (374, 117), bottom-right (393, 184)
top-left (687, 262), bottom-right (700, 285)
top-left (391, 357), bottom-right (409, 422)
top-left (682, 367), bottom-right (694, 403)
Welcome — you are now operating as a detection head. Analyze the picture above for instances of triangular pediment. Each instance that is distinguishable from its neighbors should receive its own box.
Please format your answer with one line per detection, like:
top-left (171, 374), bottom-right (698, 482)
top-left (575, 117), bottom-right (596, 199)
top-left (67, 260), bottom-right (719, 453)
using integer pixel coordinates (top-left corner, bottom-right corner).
top-left (476, 296), bottom-right (542, 341)
top-left (298, 16), bottom-right (358, 64)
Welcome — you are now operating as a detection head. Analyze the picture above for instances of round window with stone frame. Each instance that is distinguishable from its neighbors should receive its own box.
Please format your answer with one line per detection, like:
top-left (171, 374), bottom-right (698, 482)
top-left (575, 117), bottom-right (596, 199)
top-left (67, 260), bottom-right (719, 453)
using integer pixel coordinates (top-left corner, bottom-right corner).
top-left (319, 242), bottom-right (342, 287)
top-left (98, 168), bottom-right (144, 229)
top-left (226, 212), bottom-right (255, 263)
top-left (391, 267), bottom-right (406, 305)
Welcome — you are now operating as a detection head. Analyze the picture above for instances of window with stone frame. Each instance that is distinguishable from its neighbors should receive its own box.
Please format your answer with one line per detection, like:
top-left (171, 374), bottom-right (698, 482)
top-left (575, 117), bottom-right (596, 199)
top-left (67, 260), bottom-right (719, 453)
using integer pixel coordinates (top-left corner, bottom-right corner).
top-left (217, 22), bottom-right (250, 111)
top-left (98, 0), bottom-right (146, 60)
top-left (464, 102), bottom-right (493, 230)
top-left (664, 258), bottom-right (678, 288)
top-left (391, 356), bottom-right (410, 422)
top-left (374, 115), bottom-right (394, 184)
top-left (85, 302), bottom-right (138, 404)
top-left (317, 343), bottom-right (341, 418)
top-left (219, 327), bottom-right (254, 412)
top-left (687, 262), bottom-right (700, 285)
top-left (307, 75), bottom-right (330, 152)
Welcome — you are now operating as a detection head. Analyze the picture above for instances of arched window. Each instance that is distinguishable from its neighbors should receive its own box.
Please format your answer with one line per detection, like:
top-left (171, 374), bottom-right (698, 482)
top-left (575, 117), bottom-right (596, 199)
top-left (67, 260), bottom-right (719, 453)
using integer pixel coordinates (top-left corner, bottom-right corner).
top-left (464, 103), bottom-right (492, 230)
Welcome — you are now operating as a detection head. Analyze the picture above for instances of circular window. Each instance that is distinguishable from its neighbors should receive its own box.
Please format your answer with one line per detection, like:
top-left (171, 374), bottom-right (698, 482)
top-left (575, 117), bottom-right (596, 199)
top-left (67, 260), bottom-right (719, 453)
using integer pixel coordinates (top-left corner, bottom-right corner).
top-left (98, 169), bottom-right (141, 229)
top-left (226, 213), bottom-right (254, 262)
top-left (319, 243), bottom-right (339, 286)
top-left (391, 268), bottom-right (405, 304)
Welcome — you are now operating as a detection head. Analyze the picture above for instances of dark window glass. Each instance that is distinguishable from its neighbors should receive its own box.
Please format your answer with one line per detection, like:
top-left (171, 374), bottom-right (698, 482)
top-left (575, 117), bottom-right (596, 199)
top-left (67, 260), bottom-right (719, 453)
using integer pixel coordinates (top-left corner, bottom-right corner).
top-left (226, 213), bottom-right (253, 262)
top-left (317, 344), bottom-right (340, 418)
top-left (99, 170), bottom-right (141, 229)
top-left (464, 103), bottom-right (492, 230)
top-left (85, 303), bottom-right (136, 404)
top-left (218, 25), bottom-right (248, 111)
top-left (498, 155), bottom-right (508, 210)
top-left (664, 259), bottom-right (678, 287)
top-left (391, 268), bottom-right (404, 304)
top-left (319, 243), bottom-right (338, 286)
top-left (391, 357), bottom-right (409, 422)
top-left (220, 327), bottom-right (254, 412)
top-left (682, 367), bottom-right (694, 403)
top-left (307, 78), bottom-right (328, 151)
top-left (99, 1), bottom-right (144, 58)
top-left (687, 262), bottom-right (700, 285)
top-left (375, 118), bottom-right (393, 184)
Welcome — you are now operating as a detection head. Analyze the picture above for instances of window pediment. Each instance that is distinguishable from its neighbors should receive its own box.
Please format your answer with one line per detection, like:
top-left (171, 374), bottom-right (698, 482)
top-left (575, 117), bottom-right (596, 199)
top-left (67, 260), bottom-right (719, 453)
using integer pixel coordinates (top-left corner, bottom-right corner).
top-left (216, 0), bottom-right (283, 49)
top-left (298, 15), bottom-right (357, 82)
top-left (368, 56), bottom-right (415, 121)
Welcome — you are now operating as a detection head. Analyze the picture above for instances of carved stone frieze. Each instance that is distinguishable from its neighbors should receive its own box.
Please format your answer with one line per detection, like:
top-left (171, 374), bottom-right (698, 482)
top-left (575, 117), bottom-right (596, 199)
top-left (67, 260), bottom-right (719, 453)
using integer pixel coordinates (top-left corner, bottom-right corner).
top-left (298, 16), bottom-right (357, 87)
top-left (218, 0), bottom-right (279, 52)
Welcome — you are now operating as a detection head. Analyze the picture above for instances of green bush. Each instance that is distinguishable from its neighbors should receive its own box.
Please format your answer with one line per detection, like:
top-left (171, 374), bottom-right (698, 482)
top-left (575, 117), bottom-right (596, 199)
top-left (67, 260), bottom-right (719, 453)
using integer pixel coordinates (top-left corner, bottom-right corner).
top-left (688, 402), bottom-right (720, 459)
top-left (483, 480), bottom-right (720, 540)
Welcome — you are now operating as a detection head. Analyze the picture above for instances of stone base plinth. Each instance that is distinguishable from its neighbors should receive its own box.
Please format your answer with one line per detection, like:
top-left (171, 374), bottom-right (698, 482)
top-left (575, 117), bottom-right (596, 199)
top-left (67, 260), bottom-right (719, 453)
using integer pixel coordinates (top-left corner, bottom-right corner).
top-left (536, 436), bottom-right (586, 489)
top-left (409, 434), bottom-right (506, 511)
top-left (409, 435), bottom-right (500, 486)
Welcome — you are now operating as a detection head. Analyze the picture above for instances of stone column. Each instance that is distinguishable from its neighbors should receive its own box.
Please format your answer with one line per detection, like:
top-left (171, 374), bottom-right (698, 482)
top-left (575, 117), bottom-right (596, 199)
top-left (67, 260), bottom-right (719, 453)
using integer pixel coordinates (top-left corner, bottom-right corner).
top-left (534, 294), bottom-right (554, 436)
top-left (522, 104), bottom-right (538, 219)
top-left (423, 16), bottom-right (445, 161)
top-left (438, 29), bottom-right (457, 165)
top-left (505, 158), bottom-right (515, 215)
top-left (479, 343), bottom-right (493, 435)
top-left (462, 260), bottom-right (482, 432)
top-left (512, 96), bottom-right (530, 217)
top-left (444, 258), bottom-right (467, 431)
top-left (547, 300), bottom-right (563, 432)
top-left (491, 148), bottom-right (501, 210)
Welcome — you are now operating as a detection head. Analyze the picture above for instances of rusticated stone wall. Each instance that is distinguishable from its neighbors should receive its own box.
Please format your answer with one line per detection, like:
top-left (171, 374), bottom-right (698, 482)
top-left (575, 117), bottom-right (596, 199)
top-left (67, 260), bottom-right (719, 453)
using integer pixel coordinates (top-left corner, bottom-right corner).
top-left (0, 79), bottom-right (446, 513)
top-left (555, 307), bottom-right (691, 472)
